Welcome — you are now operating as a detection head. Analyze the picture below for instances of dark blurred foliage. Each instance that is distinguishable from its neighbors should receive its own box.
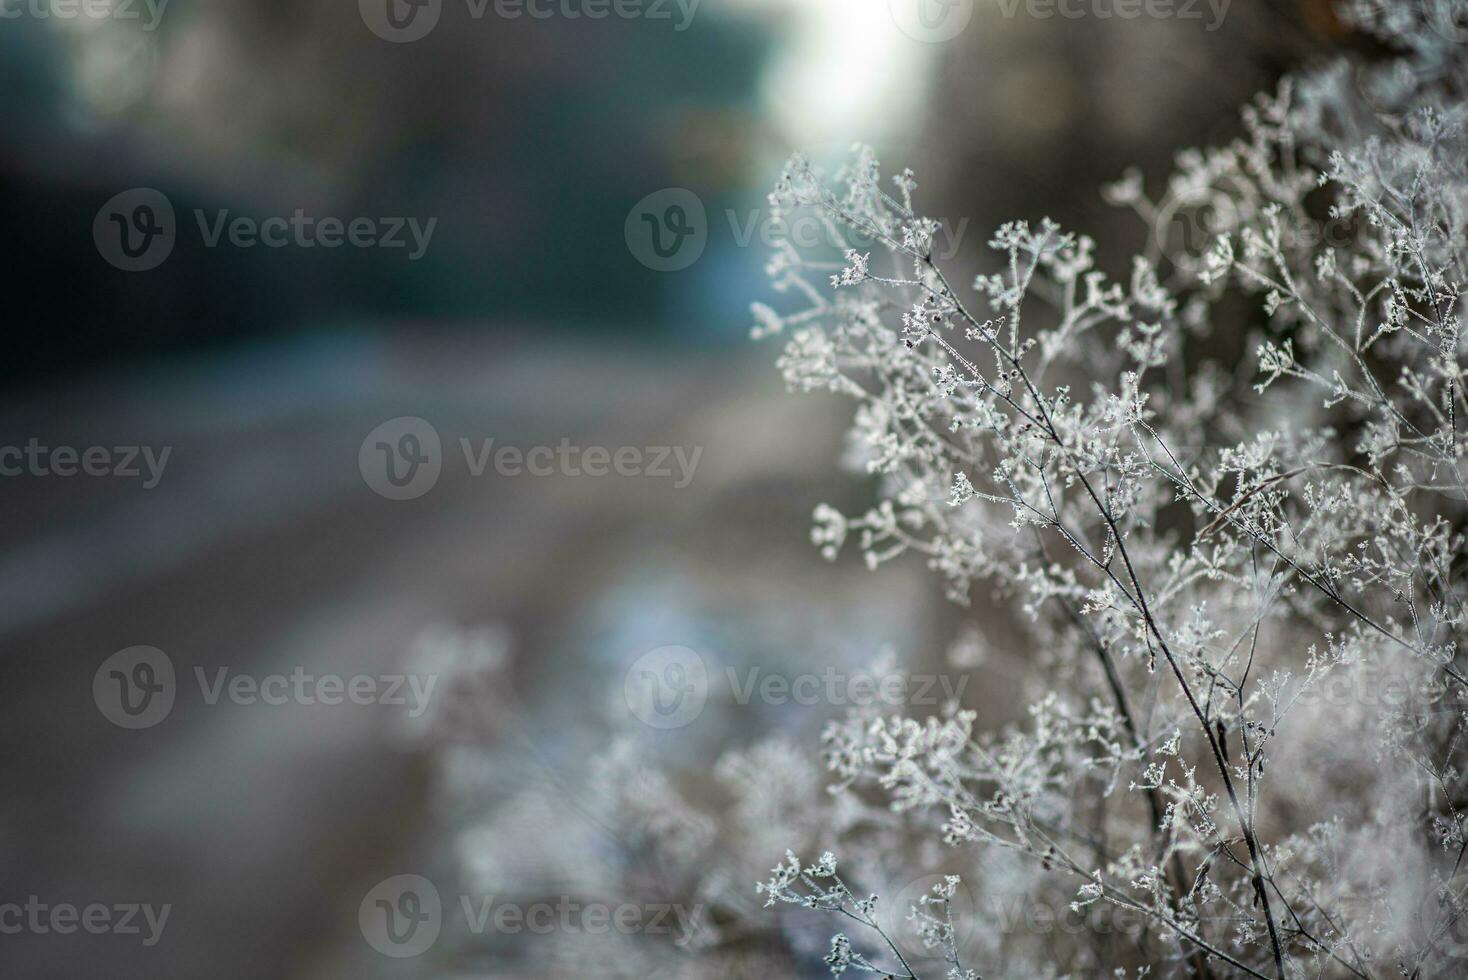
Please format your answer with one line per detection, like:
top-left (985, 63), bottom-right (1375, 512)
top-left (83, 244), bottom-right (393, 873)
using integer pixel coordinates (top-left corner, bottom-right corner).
top-left (0, 0), bottom-right (1370, 387)
top-left (0, 4), bottom-right (769, 387)
top-left (915, 0), bottom-right (1366, 274)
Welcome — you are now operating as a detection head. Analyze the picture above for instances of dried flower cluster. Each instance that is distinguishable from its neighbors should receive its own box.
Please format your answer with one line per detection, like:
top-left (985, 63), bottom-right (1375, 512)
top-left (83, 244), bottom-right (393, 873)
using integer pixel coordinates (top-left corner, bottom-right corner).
top-left (739, 2), bottom-right (1468, 975)
top-left (437, 2), bottom-right (1468, 976)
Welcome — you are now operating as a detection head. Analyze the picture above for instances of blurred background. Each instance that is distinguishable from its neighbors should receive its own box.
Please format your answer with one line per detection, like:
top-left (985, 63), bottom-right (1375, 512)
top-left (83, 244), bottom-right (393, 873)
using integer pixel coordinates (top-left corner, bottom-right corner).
top-left (0, 1), bottom-right (1352, 977)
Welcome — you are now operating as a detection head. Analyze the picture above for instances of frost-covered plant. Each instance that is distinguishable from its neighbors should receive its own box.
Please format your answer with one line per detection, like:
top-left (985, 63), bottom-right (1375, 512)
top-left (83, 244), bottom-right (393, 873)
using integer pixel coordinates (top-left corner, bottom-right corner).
top-left (745, 3), bottom-right (1468, 976)
top-left (758, 852), bottom-right (977, 979)
top-left (424, 628), bottom-right (970, 977)
top-left (421, 5), bottom-right (1468, 978)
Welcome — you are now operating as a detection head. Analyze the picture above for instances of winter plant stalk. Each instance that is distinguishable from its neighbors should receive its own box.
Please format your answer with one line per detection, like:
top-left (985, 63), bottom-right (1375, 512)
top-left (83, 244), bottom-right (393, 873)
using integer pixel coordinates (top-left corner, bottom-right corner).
top-left (436, 3), bottom-right (1468, 977)
top-left (747, 2), bottom-right (1468, 976)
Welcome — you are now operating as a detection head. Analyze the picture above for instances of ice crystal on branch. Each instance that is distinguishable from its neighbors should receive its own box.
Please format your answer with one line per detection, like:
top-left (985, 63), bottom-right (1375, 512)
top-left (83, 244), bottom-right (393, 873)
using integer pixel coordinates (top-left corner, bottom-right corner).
top-left (745, 3), bottom-right (1468, 976)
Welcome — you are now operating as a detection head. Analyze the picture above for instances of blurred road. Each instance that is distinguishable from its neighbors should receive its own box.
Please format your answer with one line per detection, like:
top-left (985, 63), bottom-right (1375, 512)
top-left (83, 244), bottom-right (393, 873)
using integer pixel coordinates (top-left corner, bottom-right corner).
top-left (0, 330), bottom-right (863, 979)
